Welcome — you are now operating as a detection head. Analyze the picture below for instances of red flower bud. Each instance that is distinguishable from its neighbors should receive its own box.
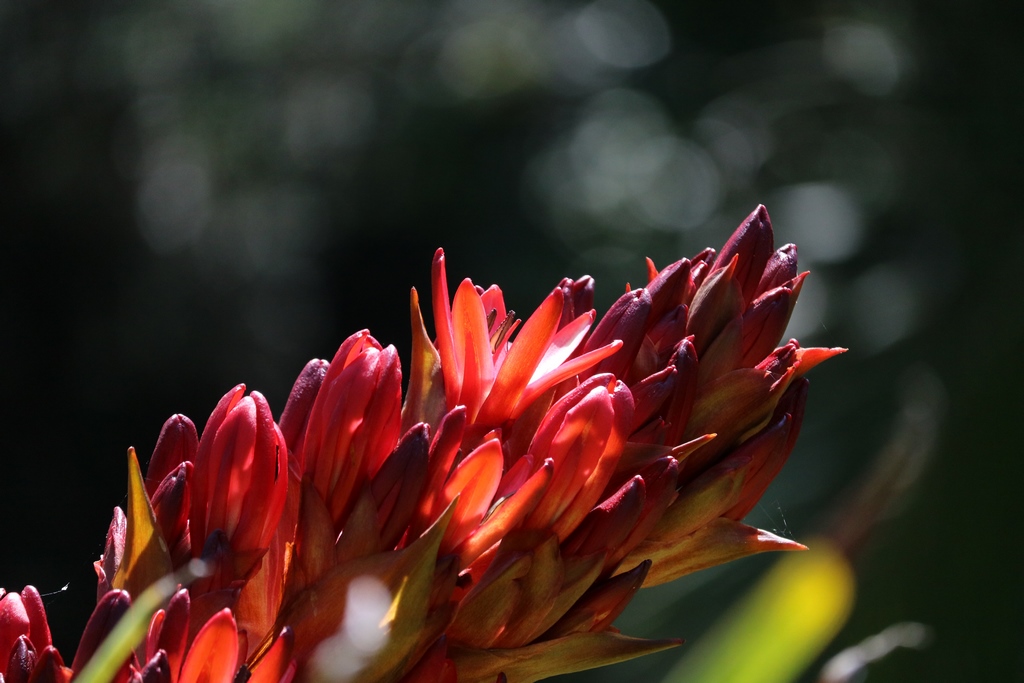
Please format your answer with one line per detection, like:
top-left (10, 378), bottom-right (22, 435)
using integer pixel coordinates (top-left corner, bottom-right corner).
top-left (145, 588), bottom-right (189, 683)
top-left (278, 359), bottom-right (329, 468)
top-left (578, 289), bottom-right (652, 382)
top-left (301, 333), bottom-right (402, 530)
top-left (688, 256), bottom-right (744, 355)
top-left (714, 204), bottom-right (775, 307)
top-left (5, 635), bottom-right (35, 683)
top-left (94, 508), bottom-right (127, 600)
top-left (563, 476), bottom-right (646, 559)
top-left (645, 258), bottom-right (694, 323)
top-left (145, 415), bottom-right (198, 498)
top-left (557, 276), bottom-right (595, 330)
top-left (139, 650), bottom-right (171, 683)
top-left (757, 243), bottom-right (799, 294)
top-left (191, 387), bottom-right (288, 586)
top-left (151, 462), bottom-right (192, 566)
top-left (629, 366), bottom-right (677, 435)
top-left (371, 424), bottom-right (430, 548)
top-left (26, 646), bottom-right (71, 683)
top-left (72, 589), bottom-right (132, 680)
top-left (1, 587), bottom-right (51, 679)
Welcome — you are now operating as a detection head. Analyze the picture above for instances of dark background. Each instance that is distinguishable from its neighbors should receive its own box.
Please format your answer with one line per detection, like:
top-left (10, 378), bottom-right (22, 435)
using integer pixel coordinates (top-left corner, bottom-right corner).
top-left (2, 1), bottom-right (1021, 680)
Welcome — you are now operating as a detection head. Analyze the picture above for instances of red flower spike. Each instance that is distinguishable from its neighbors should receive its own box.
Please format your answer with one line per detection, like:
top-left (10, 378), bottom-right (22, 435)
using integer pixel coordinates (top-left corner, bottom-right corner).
top-left (702, 275), bottom-right (811, 389)
top-left (72, 589), bottom-right (132, 679)
top-left (272, 503), bottom-right (455, 669)
top-left (479, 283), bottom-right (507, 329)
top-left (178, 609), bottom-right (239, 683)
top-left (25, 646), bottom-right (71, 683)
top-left (192, 531), bottom-right (237, 600)
top-left (145, 415), bottom-right (199, 498)
top-left (428, 556), bottom-right (460, 614)
top-left (94, 508), bottom-right (127, 600)
top-left (278, 359), bottom-right (329, 468)
top-left (518, 551), bottom-right (606, 645)
top-left (688, 259), bottom-right (712, 299)
top-left (494, 454), bottom-right (534, 501)
top-left (26, 209), bottom-right (839, 683)
top-left (756, 341), bottom-right (845, 386)
top-left (714, 204), bottom-right (775, 307)
top-left (778, 377), bottom-right (810, 453)
top-left (6, 635), bottom-right (35, 683)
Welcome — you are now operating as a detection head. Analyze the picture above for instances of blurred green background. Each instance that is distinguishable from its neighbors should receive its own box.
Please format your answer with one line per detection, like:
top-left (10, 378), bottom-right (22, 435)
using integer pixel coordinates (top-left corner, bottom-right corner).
top-left (2, 0), bottom-right (1021, 680)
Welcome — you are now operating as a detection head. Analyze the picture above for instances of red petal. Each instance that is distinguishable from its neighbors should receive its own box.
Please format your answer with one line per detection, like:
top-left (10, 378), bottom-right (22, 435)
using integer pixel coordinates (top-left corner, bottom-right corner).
top-left (178, 609), bottom-right (239, 683)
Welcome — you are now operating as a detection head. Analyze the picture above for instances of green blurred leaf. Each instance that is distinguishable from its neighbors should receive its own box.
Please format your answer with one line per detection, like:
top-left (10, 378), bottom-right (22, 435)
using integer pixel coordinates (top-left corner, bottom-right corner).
top-left (662, 539), bottom-right (854, 683)
top-left (75, 561), bottom-right (209, 683)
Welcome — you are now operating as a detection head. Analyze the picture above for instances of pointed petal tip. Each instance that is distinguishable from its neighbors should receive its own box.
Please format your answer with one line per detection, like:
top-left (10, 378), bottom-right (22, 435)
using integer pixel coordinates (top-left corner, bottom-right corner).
top-left (753, 527), bottom-right (808, 552)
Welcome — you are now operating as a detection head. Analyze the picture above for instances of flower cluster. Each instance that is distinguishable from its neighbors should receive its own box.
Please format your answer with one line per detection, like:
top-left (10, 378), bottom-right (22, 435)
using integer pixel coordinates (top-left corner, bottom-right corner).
top-left (0, 206), bottom-right (841, 683)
